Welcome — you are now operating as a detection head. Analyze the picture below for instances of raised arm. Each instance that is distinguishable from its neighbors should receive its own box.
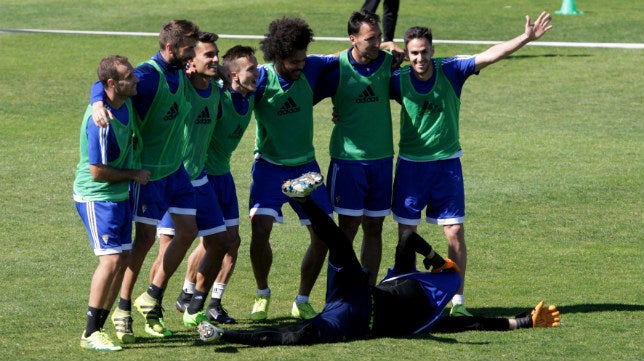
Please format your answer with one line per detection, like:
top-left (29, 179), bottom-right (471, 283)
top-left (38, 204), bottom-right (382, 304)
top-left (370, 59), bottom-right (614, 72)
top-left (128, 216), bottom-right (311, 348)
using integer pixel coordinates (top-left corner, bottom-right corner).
top-left (474, 11), bottom-right (553, 72)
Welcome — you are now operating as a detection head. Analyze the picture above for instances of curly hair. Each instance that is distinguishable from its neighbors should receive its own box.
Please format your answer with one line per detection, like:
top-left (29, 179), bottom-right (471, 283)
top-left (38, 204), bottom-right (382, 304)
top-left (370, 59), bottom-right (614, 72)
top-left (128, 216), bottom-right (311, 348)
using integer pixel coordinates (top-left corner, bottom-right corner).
top-left (260, 17), bottom-right (314, 61)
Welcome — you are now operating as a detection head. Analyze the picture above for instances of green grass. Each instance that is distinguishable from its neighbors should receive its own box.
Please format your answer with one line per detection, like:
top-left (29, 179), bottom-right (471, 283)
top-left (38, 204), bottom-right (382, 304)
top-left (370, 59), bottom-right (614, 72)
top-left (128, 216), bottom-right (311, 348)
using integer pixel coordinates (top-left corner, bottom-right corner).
top-left (0, 0), bottom-right (642, 360)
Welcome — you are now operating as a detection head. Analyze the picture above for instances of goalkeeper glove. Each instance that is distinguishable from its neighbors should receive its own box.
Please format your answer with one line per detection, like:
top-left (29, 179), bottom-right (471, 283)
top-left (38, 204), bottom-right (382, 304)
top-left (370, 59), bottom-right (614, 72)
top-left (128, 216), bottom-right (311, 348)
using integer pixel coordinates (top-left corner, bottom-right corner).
top-left (532, 300), bottom-right (560, 327)
top-left (423, 253), bottom-right (461, 273)
top-left (431, 258), bottom-right (461, 273)
top-left (516, 301), bottom-right (561, 328)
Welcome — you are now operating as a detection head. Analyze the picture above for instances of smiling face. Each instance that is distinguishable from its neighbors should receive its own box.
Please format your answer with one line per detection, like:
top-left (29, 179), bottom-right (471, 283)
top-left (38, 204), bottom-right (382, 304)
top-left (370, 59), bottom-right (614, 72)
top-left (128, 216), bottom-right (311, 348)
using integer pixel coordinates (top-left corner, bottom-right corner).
top-left (231, 55), bottom-right (259, 94)
top-left (274, 49), bottom-right (307, 81)
top-left (350, 22), bottom-right (382, 64)
top-left (189, 40), bottom-right (220, 77)
top-left (406, 37), bottom-right (435, 81)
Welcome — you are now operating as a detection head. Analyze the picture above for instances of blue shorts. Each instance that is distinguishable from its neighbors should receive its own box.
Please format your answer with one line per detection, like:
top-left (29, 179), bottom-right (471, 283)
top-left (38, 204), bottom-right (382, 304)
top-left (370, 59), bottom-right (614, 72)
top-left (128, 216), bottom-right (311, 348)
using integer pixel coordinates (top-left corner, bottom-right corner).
top-left (392, 157), bottom-right (465, 226)
top-left (208, 172), bottom-right (240, 227)
top-left (157, 171), bottom-right (225, 237)
top-left (327, 157), bottom-right (393, 217)
top-left (75, 199), bottom-right (133, 256)
top-left (249, 157), bottom-right (332, 225)
top-left (131, 165), bottom-right (196, 225)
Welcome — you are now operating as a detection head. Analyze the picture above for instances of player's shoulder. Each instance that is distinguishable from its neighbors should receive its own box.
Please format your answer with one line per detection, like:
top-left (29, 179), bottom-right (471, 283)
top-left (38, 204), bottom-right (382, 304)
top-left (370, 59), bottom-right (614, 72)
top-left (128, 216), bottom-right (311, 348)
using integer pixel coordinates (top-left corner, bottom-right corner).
top-left (440, 55), bottom-right (475, 65)
top-left (306, 54), bottom-right (339, 65)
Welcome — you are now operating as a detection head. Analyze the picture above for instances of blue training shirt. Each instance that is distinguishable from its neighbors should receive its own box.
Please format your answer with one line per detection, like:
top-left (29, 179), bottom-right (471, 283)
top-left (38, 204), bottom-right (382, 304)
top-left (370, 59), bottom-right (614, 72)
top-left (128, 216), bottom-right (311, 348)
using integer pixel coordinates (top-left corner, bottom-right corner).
top-left (89, 52), bottom-right (184, 121)
top-left (255, 54), bottom-right (338, 104)
top-left (314, 46), bottom-right (388, 103)
top-left (86, 98), bottom-right (130, 165)
top-left (390, 55), bottom-right (477, 103)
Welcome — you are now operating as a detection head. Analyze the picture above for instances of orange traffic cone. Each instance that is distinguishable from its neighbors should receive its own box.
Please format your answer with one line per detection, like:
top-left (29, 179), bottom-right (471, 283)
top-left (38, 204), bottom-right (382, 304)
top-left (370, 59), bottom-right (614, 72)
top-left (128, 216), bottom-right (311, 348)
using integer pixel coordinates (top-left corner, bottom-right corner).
top-left (556, 0), bottom-right (583, 15)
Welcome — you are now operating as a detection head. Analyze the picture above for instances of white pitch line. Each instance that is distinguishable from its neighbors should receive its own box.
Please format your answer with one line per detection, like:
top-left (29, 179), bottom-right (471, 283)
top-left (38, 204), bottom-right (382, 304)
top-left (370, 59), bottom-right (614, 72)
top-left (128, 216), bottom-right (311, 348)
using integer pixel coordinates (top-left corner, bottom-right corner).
top-left (1, 28), bottom-right (643, 49)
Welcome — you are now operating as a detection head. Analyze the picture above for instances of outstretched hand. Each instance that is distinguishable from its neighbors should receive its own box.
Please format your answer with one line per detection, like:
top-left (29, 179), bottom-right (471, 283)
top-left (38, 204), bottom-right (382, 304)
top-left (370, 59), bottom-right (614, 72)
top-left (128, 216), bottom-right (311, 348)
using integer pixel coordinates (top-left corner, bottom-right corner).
top-left (524, 11), bottom-right (553, 41)
top-left (532, 301), bottom-right (561, 327)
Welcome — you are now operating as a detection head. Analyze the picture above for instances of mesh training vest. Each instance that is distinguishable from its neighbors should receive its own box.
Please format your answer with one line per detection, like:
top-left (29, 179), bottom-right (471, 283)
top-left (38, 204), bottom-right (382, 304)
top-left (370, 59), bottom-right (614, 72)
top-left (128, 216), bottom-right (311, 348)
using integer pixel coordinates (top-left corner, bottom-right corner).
top-left (136, 60), bottom-right (191, 180)
top-left (253, 64), bottom-right (315, 166)
top-left (182, 80), bottom-right (221, 180)
top-left (206, 91), bottom-right (254, 175)
top-left (73, 100), bottom-right (135, 201)
top-left (398, 59), bottom-right (461, 161)
top-left (330, 50), bottom-right (393, 160)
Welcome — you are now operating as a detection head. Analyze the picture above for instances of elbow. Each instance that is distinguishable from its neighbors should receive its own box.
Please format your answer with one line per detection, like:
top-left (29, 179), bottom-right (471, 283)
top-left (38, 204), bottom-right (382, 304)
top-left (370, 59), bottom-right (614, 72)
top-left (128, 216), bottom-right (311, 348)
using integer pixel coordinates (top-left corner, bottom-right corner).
top-left (89, 164), bottom-right (104, 181)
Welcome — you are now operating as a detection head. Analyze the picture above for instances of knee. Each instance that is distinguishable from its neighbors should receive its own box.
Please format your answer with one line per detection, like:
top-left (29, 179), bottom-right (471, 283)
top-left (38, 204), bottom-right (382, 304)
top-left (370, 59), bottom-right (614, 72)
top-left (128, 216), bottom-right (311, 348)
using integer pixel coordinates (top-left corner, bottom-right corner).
top-left (444, 224), bottom-right (464, 243)
top-left (251, 216), bottom-right (273, 240)
top-left (362, 217), bottom-right (384, 237)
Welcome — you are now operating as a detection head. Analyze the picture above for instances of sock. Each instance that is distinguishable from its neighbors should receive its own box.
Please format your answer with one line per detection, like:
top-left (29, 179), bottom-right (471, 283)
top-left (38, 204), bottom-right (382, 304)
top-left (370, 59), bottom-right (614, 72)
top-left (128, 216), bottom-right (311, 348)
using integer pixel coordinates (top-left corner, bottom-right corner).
top-left (211, 283), bottom-right (226, 299)
top-left (183, 280), bottom-right (196, 294)
top-left (84, 306), bottom-right (100, 337)
top-left (208, 297), bottom-right (222, 309)
top-left (452, 294), bottom-right (465, 306)
top-left (97, 309), bottom-right (110, 329)
top-left (118, 297), bottom-right (131, 312)
top-left (147, 283), bottom-right (163, 300)
top-left (257, 288), bottom-right (271, 298)
top-left (187, 290), bottom-right (208, 314)
top-left (295, 295), bottom-right (309, 305)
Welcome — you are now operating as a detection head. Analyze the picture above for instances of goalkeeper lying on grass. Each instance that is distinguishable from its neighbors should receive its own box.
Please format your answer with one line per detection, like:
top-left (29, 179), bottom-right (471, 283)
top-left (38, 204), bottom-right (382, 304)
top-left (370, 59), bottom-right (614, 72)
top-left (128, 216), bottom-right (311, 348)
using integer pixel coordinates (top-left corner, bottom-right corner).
top-left (196, 173), bottom-right (560, 345)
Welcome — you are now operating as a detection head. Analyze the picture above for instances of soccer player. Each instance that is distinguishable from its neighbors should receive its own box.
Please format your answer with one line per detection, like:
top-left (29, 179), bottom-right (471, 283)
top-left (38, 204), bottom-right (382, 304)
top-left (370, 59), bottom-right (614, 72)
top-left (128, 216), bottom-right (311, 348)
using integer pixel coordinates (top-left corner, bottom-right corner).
top-left (174, 45), bottom-right (259, 325)
top-left (90, 20), bottom-right (201, 340)
top-left (247, 17), bottom-right (339, 321)
top-left (390, 12), bottom-right (553, 316)
top-left (316, 10), bottom-right (397, 285)
top-left (74, 55), bottom-right (150, 351)
top-left (146, 31), bottom-right (235, 331)
top-left (196, 172), bottom-right (561, 346)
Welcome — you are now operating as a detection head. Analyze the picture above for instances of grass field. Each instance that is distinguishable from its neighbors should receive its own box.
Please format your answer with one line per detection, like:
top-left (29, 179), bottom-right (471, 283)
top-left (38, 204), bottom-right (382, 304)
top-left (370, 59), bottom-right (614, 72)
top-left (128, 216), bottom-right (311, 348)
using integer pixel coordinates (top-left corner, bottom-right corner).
top-left (0, 0), bottom-right (642, 360)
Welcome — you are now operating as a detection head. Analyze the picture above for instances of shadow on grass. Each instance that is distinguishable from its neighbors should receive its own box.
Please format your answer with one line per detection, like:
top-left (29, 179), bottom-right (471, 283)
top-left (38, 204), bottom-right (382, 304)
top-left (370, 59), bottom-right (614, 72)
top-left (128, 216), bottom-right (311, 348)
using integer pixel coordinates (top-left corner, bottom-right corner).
top-left (507, 54), bottom-right (592, 59)
top-left (123, 329), bottom-right (221, 349)
top-left (127, 304), bottom-right (644, 350)
top-left (466, 303), bottom-right (644, 317)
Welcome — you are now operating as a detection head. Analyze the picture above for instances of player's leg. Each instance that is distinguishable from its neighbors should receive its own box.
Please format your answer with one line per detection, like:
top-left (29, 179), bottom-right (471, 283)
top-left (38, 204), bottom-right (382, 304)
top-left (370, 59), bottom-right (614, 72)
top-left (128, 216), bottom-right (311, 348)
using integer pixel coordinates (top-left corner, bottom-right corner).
top-left (206, 226), bottom-right (239, 324)
top-left (287, 165), bottom-right (332, 319)
top-left (175, 239), bottom-right (204, 313)
top-left (76, 200), bottom-right (127, 350)
top-left (360, 215), bottom-right (385, 285)
top-left (248, 214), bottom-right (274, 320)
top-left (361, 158), bottom-right (393, 284)
top-left (219, 321), bottom-right (319, 346)
top-left (183, 230), bottom-right (229, 327)
top-left (206, 172), bottom-right (241, 324)
top-left (426, 158), bottom-right (469, 316)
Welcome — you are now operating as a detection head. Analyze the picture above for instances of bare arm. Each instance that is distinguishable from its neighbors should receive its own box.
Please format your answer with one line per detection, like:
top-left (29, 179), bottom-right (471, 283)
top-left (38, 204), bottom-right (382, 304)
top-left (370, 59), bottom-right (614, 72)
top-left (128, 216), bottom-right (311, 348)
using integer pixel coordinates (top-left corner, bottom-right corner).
top-left (474, 11), bottom-right (553, 72)
top-left (89, 164), bottom-right (151, 185)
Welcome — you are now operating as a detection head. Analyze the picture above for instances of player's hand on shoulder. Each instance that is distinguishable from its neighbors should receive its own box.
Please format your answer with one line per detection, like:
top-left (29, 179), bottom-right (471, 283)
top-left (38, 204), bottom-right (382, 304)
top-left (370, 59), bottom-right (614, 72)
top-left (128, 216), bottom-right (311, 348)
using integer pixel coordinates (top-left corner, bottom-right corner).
top-left (92, 102), bottom-right (112, 128)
